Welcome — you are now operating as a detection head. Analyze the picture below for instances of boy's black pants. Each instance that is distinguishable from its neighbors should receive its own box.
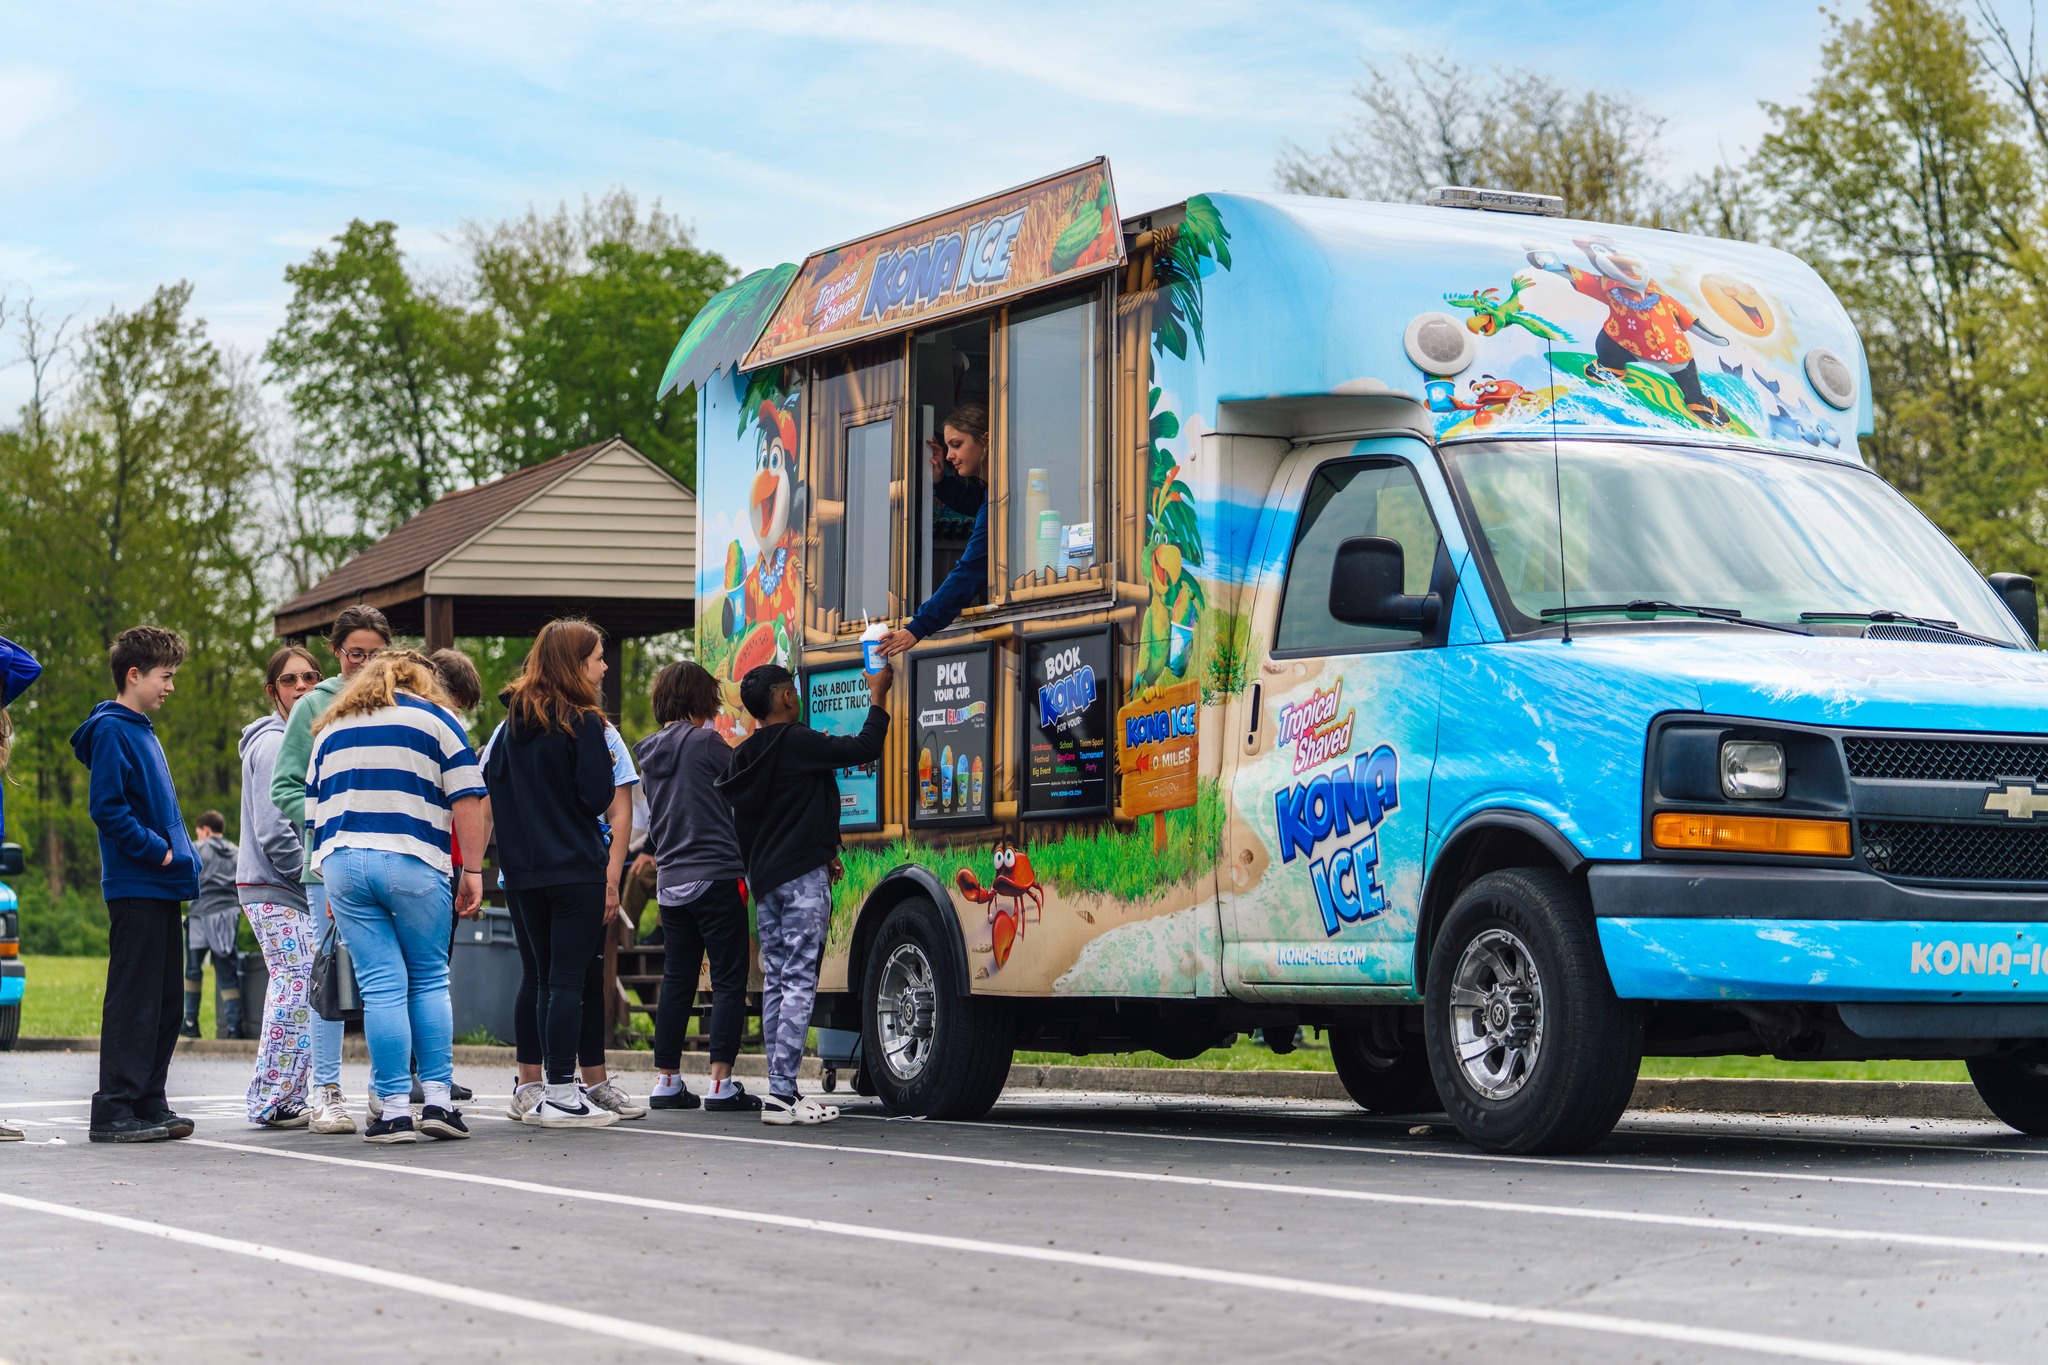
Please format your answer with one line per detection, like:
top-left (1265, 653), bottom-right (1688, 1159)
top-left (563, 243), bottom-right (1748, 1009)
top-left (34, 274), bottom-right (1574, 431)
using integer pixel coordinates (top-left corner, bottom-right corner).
top-left (93, 897), bottom-right (184, 1128)
top-left (653, 880), bottom-right (750, 1071)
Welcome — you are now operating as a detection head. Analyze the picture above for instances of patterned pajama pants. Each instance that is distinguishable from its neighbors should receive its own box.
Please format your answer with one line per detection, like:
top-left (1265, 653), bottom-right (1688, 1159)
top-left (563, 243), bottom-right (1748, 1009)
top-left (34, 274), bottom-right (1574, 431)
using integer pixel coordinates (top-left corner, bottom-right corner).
top-left (242, 901), bottom-right (318, 1123)
top-left (755, 868), bottom-right (832, 1099)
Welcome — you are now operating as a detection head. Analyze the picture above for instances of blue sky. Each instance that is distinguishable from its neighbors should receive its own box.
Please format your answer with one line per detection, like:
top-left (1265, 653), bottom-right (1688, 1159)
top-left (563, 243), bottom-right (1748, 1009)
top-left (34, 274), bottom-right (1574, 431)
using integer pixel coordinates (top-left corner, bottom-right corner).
top-left (1, 0), bottom-right (1855, 415)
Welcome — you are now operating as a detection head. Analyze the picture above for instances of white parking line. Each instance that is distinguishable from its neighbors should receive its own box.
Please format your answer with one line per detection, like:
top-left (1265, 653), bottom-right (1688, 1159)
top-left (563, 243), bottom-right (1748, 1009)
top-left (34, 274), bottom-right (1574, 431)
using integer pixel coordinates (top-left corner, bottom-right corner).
top-left (179, 1137), bottom-right (1989, 1365)
top-left (0, 1094), bottom-right (243, 1111)
top-left (0, 1189), bottom-right (826, 1365)
top-left (888, 1114), bottom-right (2048, 1200)
top-left (578, 1118), bottom-right (2048, 1257)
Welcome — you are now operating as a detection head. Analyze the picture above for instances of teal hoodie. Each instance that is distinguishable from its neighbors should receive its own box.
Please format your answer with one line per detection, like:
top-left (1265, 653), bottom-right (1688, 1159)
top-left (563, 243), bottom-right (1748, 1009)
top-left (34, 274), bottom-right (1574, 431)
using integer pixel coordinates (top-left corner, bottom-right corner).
top-left (271, 674), bottom-right (343, 885)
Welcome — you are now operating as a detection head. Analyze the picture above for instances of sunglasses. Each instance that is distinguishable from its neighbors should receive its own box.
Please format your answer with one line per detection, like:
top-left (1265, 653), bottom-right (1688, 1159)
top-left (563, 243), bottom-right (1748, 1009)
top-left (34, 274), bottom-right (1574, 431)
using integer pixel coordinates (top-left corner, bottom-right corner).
top-left (275, 671), bottom-right (322, 687)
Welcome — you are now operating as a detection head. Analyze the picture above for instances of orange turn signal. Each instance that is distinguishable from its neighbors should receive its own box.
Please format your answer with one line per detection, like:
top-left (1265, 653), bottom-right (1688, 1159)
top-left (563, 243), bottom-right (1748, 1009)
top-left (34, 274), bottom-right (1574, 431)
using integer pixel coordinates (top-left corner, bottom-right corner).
top-left (0, 940), bottom-right (16, 957)
top-left (1652, 811), bottom-right (1851, 858)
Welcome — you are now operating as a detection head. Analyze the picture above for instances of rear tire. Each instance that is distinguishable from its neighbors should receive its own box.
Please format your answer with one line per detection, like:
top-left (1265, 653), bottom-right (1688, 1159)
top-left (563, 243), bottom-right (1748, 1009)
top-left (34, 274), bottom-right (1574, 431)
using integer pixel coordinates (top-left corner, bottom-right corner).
top-left (0, 1003), bottom-right (17, 1051)
top-left (1967, 1047), bottom-right (2048, 1134)
top-left (1328, 1022), bottom-right (1441, 1114)
top-left (1423, 867), bottom-right (1641, 1154)
top-left (860, 900), bottom-right (1014, 1119)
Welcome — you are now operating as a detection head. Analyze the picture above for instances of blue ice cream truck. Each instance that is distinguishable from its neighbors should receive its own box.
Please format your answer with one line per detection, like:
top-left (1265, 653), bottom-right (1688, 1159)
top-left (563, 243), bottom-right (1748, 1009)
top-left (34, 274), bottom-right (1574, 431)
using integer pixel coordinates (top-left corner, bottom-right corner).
top-left (667, 163), bottom-right (2048, 1153)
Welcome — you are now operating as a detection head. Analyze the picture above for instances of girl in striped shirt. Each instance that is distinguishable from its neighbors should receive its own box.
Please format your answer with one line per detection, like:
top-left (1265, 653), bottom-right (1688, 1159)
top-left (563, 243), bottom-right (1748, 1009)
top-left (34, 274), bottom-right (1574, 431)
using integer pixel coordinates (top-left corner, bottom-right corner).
top-left (307, 649), bottom-right (490, 1144)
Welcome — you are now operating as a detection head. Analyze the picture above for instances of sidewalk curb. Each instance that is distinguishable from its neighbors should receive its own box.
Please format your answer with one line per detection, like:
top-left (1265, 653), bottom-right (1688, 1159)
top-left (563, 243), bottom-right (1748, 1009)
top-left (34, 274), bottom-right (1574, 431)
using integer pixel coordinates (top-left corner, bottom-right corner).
top-left (14, 1036), bottom-right (2001, 1120)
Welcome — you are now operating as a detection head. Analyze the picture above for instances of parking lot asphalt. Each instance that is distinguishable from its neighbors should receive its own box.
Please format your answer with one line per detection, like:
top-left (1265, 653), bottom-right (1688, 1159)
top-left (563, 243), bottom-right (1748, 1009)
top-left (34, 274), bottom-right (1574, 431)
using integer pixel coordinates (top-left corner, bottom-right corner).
top-left (4, 1052), bottom-right (2047, 1365)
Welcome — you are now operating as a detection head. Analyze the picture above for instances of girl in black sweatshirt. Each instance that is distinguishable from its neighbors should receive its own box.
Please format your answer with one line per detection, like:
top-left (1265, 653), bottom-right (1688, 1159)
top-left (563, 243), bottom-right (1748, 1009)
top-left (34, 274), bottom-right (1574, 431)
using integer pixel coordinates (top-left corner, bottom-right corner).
top-left (482, 619), bottom-right (618, 1128)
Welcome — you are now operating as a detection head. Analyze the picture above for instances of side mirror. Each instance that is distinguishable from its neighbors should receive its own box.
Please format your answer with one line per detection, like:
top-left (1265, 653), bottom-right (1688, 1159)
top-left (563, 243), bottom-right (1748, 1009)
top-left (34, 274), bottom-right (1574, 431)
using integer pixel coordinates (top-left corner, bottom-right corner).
top-left (0, 843), bottom-right (22, 877)
top-left (1329, 536), bottom-right (1441, 632)
top-left (1991, 572), bottom-right (2039, 645)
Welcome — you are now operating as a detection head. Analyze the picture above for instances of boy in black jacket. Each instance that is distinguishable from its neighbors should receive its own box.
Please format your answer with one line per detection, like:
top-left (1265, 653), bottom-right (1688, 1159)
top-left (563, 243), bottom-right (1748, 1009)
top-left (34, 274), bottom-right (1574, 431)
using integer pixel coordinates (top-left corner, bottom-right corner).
top-left (715, 661), bottom-right (890, 1125)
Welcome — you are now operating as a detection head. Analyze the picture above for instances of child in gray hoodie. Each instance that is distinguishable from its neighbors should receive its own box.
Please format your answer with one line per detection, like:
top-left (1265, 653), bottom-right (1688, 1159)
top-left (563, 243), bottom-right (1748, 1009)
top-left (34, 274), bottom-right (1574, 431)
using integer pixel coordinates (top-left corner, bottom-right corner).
top-left (183, 811), bottom-right (241, 1039)
top-left (234, 646), bottom-right (325, 1127)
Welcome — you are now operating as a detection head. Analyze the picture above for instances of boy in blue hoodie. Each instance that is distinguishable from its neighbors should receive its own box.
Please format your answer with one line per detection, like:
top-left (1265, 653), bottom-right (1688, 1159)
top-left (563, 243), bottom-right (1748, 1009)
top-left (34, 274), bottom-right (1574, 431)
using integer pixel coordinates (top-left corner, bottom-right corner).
top-left (70, 626), bottom-right (201, 1143)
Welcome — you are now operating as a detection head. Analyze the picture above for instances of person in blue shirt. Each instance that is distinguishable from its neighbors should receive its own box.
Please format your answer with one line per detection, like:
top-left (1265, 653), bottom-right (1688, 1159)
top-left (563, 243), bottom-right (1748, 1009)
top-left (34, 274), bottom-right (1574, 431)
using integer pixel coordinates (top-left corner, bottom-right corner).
top-left (0, 633), bottom-right (42, 848)
top-left (878, 403), bottom-right (989, 658)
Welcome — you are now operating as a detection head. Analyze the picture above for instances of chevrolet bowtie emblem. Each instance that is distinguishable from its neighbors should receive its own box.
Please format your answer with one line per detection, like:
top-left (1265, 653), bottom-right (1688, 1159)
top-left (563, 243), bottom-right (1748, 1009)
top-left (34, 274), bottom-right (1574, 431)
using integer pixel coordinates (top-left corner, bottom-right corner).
top-left (1985, 783), bottom-right (2048, 819)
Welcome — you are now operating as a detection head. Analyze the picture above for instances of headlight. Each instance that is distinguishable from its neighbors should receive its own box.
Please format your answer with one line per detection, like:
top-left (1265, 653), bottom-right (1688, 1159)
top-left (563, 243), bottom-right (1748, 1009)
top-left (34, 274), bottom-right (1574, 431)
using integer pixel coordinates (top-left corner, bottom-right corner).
top-left (1720, 740), bottom-right (1786, 799)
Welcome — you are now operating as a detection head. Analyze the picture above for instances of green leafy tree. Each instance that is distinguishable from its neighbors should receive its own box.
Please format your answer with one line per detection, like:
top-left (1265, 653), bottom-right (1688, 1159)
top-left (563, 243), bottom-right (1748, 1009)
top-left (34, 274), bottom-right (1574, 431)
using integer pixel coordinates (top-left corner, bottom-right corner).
top-left (470, 191), bottom-right (735, 486)
top-left (0, 285), bottom-right (266, 892)
top-left (1752, 0), bottom-right (2048, 581)
top-left (266, 220), bottom-right (501, 534)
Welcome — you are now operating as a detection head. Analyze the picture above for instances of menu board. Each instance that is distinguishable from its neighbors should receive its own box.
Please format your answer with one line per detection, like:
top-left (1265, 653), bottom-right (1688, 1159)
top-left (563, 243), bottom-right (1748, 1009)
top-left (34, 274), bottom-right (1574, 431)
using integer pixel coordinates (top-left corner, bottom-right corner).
top-left (911, 644), bottom-right (992, 827)
top-left (804, 665), bottom-right (881, 831)
top-left (1022, 629), bottom-right (1111, 818)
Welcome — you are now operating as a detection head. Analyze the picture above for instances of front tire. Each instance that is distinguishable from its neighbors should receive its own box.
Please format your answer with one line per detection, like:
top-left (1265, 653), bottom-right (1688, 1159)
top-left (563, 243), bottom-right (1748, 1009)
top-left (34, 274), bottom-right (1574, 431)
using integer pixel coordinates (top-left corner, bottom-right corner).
top-left (1423, 868), bottom-right (1641, 1154)
top-left (860, 900), bottom-right (1014, 1119)
top-left (0, 1002), bottom-right (16, 1051)
top-left (1968, 1047), bottom-right (2048, 1134)
top-left (1329, 1020), bottom-right (1441, 1114)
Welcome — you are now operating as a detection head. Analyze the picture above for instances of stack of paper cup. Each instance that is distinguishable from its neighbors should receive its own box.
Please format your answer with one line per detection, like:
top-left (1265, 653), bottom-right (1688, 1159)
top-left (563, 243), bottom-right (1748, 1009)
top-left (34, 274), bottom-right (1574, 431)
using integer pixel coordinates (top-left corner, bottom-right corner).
top-left (1024, 468), bottom-right (1050, 570)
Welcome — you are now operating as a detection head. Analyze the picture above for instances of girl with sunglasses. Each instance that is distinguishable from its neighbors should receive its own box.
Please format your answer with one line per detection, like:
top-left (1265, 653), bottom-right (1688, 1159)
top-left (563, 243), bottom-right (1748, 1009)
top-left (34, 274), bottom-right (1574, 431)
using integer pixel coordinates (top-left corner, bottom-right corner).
top-left (235, 645), bottom-right (326, 1126)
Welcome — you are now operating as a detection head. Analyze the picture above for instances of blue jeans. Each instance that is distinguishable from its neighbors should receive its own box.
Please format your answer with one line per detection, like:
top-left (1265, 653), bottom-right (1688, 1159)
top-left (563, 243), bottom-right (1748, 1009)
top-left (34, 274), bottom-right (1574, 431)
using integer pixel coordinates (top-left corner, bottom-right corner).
top-left (322, 849), bottom-right (455, 1102)
top-left (304, 884), bottom-right (346, 1089)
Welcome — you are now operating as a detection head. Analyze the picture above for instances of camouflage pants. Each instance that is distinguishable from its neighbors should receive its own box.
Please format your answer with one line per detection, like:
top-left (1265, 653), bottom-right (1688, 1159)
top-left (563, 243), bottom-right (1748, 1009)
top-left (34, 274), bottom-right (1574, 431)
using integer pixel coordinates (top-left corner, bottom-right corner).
top-left (756, 868), bottom-right (831, 1098)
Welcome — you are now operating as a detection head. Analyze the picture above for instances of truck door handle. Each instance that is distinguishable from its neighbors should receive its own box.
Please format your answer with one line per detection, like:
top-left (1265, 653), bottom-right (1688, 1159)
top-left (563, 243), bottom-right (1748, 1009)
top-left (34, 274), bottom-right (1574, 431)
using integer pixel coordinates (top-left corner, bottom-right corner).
top-left (1246, 683), bottom-right (1261, 745)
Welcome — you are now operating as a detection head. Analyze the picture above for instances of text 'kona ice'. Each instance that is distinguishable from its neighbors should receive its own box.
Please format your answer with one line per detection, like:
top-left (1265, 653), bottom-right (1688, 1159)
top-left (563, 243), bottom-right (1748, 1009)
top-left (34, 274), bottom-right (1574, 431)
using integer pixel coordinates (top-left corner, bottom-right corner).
top-left (663, 162), bottom-right (2048, 1153)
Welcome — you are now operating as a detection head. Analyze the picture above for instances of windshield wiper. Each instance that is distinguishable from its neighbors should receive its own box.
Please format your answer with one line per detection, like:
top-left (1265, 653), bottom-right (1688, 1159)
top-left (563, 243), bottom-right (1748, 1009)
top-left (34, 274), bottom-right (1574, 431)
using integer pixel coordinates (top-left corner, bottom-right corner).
top-left (1539, 600), bottom-right (1812, 636)
top-left (1799, 608), bottom-right (2013, 648)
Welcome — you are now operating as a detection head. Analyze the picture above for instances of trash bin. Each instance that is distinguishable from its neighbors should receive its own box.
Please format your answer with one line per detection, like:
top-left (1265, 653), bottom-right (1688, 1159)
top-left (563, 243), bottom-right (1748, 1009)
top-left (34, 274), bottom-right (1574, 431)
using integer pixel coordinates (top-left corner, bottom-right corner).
top-left (449, 907), bottom-right (521, 1046)
top-left (234, 950), bottom-right (269, 1040)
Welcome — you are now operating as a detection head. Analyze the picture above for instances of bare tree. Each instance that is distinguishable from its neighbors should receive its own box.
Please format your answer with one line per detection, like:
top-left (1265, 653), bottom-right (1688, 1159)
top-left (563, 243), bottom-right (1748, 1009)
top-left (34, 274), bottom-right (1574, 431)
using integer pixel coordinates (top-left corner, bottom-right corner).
top-left (1278, 54), bottom-right (1676, 226)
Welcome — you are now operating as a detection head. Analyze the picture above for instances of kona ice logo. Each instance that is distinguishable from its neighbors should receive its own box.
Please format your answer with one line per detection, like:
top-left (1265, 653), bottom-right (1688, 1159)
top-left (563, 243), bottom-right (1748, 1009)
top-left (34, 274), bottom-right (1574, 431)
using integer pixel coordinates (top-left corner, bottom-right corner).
top-left (859, 210), bottom-right (1027, 323)
top-left (1275, 680), bottom-right (1355, 775)
top-left (1275, 746), bottom-right (1399, 937)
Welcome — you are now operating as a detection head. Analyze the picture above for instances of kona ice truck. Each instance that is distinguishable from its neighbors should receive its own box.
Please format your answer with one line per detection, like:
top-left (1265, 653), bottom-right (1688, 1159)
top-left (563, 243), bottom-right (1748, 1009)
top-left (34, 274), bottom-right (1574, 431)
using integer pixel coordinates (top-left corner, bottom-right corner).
top-left (660, 161), bottom-right (2048, 1154)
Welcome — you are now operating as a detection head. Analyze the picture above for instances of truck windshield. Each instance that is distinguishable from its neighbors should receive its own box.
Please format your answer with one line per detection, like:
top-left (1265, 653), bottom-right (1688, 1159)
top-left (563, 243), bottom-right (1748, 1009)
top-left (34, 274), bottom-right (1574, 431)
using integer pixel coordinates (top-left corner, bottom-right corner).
top-left (1440, 439), bottom-right (2028, 645)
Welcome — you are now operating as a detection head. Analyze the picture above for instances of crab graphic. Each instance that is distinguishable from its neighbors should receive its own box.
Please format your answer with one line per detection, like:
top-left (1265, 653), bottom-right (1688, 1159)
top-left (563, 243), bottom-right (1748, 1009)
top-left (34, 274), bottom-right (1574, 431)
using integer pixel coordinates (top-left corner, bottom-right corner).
top-left (957, 841), bottom-right (1045, 971)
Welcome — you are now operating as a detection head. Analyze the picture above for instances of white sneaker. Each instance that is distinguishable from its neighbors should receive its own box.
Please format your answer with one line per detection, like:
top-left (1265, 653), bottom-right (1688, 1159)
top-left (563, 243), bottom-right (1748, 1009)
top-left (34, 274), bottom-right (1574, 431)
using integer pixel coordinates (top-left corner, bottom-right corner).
top-left (582, 1080), bottom-right (647, 1121)
top-left (508, 1082), bottom-right (546, 1124)
top-left (533, 1097), bottom-right (619, 1129)
top-left (308, 1085), bottom-right (357, 1135)
top-left (761, 1093), bottom-right (839, 1126)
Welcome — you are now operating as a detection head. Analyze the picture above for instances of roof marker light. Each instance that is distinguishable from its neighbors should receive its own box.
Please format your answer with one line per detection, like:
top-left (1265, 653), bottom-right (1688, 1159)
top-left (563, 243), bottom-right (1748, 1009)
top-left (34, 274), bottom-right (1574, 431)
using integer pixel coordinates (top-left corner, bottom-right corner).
top-left (1426, 186), bottom-right (1566, 217)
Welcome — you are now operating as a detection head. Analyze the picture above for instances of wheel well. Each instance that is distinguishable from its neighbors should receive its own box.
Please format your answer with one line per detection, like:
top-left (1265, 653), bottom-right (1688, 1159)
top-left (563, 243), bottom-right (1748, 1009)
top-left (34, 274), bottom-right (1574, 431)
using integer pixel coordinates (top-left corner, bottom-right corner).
top-left (1414, 814), bottom-right (1585, 989)
top-left (846, 866), bottom-right (972, 1006)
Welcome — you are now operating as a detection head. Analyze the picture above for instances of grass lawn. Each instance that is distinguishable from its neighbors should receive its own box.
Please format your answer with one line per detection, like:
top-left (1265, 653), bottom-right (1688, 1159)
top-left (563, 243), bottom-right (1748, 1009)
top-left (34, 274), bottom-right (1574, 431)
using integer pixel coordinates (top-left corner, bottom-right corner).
top-left (12, 955), bottom-right (1978, 1083)
top-left (18, 954), bottom-right (224, 1040)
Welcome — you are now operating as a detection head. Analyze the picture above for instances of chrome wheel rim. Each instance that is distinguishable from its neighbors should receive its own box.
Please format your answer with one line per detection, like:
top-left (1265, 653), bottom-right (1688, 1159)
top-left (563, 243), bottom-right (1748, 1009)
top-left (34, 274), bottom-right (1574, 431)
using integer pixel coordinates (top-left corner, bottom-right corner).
top-left (1448, 926), bottom-right (1544, 1101)
top-left (875, 942), bottom-right (938, 1082)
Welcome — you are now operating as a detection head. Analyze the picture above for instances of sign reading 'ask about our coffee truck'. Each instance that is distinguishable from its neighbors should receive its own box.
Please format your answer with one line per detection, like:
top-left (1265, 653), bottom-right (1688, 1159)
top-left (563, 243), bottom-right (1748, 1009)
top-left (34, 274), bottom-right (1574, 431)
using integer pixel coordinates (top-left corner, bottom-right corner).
top-left (743, 159), bottom-right (1124, 369)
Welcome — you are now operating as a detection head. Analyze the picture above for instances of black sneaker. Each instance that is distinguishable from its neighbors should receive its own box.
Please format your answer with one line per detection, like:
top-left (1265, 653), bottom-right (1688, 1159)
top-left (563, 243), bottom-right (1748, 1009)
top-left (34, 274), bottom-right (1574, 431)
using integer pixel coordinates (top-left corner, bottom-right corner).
top-left (418, 1105), bottom-right (469, 1140)
top-left (450, 1082), bottom-right (473, 1103)
top-left (260, 1100), bottom-right (311, 1129)
top-left (704, 1081), bottom-right (763, 1113)
top-left (177, 1020), bottom-right (200, 1040)
top-left (142, 1110), bottom-right (196, 1140)
top-left (89, 1116), bottom-right (170, 1144)
top-left (649, 1084), bottom-right (700, 1111)
top-left (364, 1113), bottom-right (418, 1144)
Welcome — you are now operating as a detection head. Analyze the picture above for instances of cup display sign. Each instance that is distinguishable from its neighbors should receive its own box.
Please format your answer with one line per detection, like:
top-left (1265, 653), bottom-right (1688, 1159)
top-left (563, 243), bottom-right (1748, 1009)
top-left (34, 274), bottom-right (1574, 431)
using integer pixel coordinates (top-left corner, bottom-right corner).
top-left (911, 645), bottom-right (992, 827)
top-left (1023, 628), bottom-right (1111, 818)
top-left (805, 666), bottom-right (881, 831)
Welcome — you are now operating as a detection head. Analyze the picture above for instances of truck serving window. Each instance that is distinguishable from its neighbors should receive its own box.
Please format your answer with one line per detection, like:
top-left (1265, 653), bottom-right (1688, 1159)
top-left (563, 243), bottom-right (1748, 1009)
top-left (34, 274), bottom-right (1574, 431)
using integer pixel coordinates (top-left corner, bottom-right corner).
top-left (1442, 439), bottom-right (2029, 643)
top-left (806, 341), bottom-right (904, 636)
top-left (1276, 459), bottom-right (1443, 654)
top-left (1004, 292), bottom-right (1101, 588)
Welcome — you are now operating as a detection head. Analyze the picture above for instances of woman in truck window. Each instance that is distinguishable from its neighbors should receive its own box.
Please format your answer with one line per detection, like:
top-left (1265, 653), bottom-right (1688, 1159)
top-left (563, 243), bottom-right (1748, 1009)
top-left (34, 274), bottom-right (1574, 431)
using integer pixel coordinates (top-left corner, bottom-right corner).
top-left (878, 403), bottom-right (989, 656)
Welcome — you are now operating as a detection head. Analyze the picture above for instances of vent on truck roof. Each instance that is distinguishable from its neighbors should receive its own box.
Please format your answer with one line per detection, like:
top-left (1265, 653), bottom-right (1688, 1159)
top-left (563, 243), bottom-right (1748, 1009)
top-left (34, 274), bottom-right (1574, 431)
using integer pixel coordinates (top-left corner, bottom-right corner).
top-left (1426, 185), bottom-right (1566, 217)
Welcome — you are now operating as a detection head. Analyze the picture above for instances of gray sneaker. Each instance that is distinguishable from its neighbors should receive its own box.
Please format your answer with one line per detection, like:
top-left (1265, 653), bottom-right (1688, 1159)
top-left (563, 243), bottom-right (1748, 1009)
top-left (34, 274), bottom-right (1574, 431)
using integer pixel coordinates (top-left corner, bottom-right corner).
top-left (582, 1080), bottom-right (647, 1121)
top-left (508, 1081), bottom-right (546, 1124)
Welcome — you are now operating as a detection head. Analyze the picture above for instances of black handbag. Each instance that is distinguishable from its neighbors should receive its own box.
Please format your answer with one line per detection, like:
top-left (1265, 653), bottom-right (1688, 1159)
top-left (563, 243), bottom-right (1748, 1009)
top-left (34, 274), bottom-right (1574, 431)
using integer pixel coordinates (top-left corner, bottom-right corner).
top-left (311, 918), bottom-right (363, 1022)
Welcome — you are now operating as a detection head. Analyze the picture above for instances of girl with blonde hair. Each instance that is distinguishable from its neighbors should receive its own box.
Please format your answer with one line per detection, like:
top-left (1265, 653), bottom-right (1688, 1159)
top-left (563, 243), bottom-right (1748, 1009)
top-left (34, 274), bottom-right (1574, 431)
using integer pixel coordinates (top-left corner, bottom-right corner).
top-left (306, 649), bottom-right (490, 1144)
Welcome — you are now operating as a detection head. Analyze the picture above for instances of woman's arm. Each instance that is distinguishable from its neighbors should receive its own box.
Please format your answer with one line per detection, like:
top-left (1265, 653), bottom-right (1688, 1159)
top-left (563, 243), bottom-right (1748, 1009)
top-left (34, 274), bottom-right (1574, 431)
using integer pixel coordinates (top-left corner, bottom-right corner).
top-left (898, 501), bottom-right (988, 643)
